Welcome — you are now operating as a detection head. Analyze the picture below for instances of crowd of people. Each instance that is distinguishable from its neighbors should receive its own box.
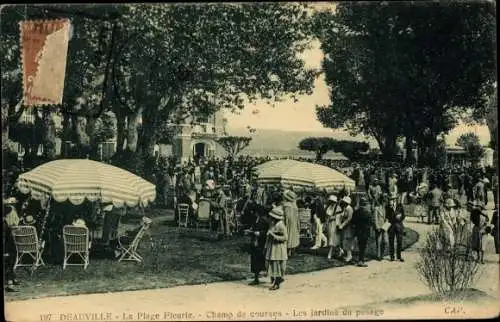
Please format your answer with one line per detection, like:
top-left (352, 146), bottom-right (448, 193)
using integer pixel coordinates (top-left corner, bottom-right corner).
top-left (4, 153), bottom-right (498, 292)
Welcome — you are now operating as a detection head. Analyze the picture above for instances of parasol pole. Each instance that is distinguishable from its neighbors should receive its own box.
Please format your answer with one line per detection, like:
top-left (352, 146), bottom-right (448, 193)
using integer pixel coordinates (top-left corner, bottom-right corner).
top-left (39, 195), bottom-right (52, 248)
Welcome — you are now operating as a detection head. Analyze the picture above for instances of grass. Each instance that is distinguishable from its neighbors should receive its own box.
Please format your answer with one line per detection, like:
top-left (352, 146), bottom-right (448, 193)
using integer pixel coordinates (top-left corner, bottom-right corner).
top-left (5, 208), bottom-right (419, 302)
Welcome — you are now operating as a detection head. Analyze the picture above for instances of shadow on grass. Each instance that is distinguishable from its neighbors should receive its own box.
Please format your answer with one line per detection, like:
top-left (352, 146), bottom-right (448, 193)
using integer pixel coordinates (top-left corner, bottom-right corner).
top-left (5, 220), bottom-right (419, 302)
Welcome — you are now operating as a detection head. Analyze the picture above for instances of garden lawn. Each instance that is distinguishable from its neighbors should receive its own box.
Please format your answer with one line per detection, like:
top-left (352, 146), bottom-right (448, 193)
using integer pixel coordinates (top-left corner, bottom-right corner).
top-left (5, 210), bottom-right (418, 302)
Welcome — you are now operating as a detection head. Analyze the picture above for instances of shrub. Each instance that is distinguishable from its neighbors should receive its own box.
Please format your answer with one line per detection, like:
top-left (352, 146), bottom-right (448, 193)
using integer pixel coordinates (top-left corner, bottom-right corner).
top-left (416, 226), bottom-right (482, 299)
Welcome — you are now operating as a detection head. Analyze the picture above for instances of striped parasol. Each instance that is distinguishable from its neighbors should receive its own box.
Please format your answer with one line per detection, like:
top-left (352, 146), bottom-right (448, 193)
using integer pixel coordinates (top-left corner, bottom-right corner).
top-left (16, 159), bottom-right (156, 208)
top-left (255, 159), bottom-right (355, 192)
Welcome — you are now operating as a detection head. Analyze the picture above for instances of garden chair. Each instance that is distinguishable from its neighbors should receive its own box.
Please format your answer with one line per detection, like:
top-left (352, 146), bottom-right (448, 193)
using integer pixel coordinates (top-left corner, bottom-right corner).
top-left (117, 218), bottom-right (152, 263)
top-left (298, 208), bottom-right (314, 242)
top-left (196, 198), bottom-right (212, 231)
top-left (63, 225), bottom-right (90, 269)
top-left (177, 203), bottom-right (190, 228)
top-left (11, 225), bottom-right (45, 272)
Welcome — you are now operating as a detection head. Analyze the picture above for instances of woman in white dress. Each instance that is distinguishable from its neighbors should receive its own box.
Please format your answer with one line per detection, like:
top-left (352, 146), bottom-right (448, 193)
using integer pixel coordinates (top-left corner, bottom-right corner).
top-left (325, 195), bottom-right (342, 260)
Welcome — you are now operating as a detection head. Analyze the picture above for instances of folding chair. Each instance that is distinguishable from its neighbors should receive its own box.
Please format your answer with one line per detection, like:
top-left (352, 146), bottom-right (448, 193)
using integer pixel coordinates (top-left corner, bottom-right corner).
top-left (196, 198), bottom-right (212, 231)
top-left (117, 220), bottom-right (151, 263)
top-left (63, 225), bottom-right (90, 269)
top-left (177, 203), bottom-right (190, 228)
top-left (11, 226), bottom-right (45, 271)
top-left (298, 208), bottom-right (314, 242)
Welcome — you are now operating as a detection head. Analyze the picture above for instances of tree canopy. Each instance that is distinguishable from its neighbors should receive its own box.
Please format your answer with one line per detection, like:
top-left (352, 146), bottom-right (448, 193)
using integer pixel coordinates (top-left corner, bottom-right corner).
top-left (216, 136), bottom-right (252, 158)
top-left (456, 132), bottom-right (485, 164)
top-left (298, 137), bottom-right (369, 160)
top-left (312, 1), bottom-right (496, 164)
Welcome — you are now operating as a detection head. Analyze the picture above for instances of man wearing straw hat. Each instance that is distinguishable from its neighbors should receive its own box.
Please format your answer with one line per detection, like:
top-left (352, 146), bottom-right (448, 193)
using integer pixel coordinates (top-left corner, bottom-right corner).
top-left (3, 197), bottom-right (21, 292)
top-left (282, 190), bottom-right (300, 257)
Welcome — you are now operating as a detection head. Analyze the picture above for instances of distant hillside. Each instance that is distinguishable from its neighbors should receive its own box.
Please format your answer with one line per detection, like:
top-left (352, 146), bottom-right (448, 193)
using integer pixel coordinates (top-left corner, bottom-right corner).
top-left (226, 127), bottom-right (377, 153)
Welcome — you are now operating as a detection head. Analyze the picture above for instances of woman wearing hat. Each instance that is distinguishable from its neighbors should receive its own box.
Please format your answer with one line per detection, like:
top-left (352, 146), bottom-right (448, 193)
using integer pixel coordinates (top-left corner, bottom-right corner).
top-left (265, 207), bottom-right (288, 291)
top-left (282, 190), bottom-right (300, 257)
top-left (438, 198), bottom-right (457, 249)
top-left (338, 196), bottom-right (354, 263)
top-left (325, 195), bottom-right (342, 260)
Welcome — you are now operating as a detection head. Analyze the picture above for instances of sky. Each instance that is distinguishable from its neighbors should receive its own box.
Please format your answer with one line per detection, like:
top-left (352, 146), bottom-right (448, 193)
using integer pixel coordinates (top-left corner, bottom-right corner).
top-left (224, 22), bottom-right (491, 146)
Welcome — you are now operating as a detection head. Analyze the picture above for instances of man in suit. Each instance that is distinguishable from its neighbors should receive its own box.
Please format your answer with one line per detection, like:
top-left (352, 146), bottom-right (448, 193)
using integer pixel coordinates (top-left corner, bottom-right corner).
top-left (386, 194), bottom-right (406, 262)
top-left (352, 197), bottom-right (375, 267)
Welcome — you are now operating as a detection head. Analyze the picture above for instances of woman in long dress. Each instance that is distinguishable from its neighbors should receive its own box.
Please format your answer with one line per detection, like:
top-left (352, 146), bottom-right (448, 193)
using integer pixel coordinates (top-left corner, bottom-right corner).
top-left (265, 207), bottom-right (288, 291)
top-left (247, 204), bottom-right (270, 285)
top-left (282, 190), bottom-right (300, 257)
top-left (325, 195), bottom-right (342, 260)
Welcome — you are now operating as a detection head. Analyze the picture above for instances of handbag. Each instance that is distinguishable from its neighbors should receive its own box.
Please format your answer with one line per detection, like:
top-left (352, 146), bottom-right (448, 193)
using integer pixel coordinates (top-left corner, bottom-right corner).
top-left (382, 222), bottom-right (391, 231)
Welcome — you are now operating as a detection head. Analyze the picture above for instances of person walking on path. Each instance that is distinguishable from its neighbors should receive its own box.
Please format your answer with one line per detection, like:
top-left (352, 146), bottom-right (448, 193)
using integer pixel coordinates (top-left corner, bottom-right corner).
top-left (352, 197), bottom-right (375, 267)
top-left (265, 207), bottom-right (288, 291)
top-left (427, 184), bottom-right (443, 225)
top-left (386, 194), bottom-right (406, 262)
top-left (282, 190), bottom-right (300, 257)
top-left (247, 204), bottom-right (270, 285)
top-left (373, 194), bottom-right (387, 261)
top-left (325, 195), bottom-right (343, 260)
top-left (338, 196), bottom-right (354, 263)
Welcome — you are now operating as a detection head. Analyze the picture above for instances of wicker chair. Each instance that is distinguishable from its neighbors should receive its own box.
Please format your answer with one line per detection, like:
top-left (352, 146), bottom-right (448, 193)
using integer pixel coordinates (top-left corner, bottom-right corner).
top-left (63, 225), bottom-right (90, 270)
top-left (298, 208), bottom-right (313, 242)
top-left (196, 198), bottom-right (212, 231)
top-left (11, 226), bottom-right (45, 271)
top-left (177, 203), bottom-right (190, 228)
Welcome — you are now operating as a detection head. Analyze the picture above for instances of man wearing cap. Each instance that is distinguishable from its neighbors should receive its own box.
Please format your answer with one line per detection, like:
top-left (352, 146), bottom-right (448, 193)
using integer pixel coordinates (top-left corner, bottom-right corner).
top-left (386, 194), bottom-right (406, 262)
top-left (265, 207), bottom-right (288, 291)
top-left (338, 196), bottom-right (354, 263)
top-left (282, 190), bottom-right (300, 257)
top-left (3, 197), bottom-right (21, 292)
top-left (352, 197), bottom-right (375, 267)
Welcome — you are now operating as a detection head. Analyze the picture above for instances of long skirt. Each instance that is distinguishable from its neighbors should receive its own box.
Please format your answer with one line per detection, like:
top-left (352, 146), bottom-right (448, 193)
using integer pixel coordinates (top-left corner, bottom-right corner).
top-left (267, 260), bottom-right (287, 278)
top-left (250, 247), bottom-right (266, 274)
top-left (471, 225), bottom-right (481, 251)
top-left (327, 220), bottom-right (340, 247)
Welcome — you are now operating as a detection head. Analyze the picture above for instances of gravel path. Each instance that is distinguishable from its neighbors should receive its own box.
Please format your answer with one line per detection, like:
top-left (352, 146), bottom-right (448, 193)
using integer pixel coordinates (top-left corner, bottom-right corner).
top-left (5, 199), bottom-right (499, 321)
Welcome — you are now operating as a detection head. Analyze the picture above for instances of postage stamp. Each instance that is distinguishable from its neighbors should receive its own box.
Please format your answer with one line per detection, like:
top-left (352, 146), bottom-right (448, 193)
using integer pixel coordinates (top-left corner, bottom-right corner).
top-left (20, 19), bottom-right (70, 106)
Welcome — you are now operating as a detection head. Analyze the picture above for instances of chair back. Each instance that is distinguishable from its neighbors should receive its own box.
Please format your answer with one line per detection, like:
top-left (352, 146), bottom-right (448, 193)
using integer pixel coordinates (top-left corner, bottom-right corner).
top-left (178, 203), bottom-right (190, 216)
top-left (298, 208), bottom-right (312, 227)
top-left (129, 224), bottom-right (149, 250)
top-left (11, 226), bottom-right (39, 253)
top-left (63, 225), bottom-right (89, 253)
top-left (197, 199), bottom-right (211, 221)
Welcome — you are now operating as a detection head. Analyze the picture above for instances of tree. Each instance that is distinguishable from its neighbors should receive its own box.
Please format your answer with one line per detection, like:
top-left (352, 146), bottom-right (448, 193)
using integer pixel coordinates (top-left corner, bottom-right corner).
top-left (456, 132), bottom-right (485, 165)
top-left (298, 137), bottom-right (337, 161)
top-left (330, 139), bottom-right (369, 160)
top-left (217, 136), bottom-right (252, 158)
top-left (111, 3), bottom-right (317, 159)
top-left (313, 2), bottom-right (496, 164)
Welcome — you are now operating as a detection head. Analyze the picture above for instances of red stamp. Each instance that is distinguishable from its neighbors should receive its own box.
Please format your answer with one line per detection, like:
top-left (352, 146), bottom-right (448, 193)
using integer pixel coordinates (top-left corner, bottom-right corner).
top-left (20, 19), bottom-right (71, 106)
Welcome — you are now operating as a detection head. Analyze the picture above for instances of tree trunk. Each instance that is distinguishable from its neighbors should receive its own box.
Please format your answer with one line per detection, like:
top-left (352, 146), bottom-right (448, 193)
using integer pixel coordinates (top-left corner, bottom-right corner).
top-left (404, 133), bottom-right (415, 165)
top-left (72, 115), bottom-right (91, 157)
top-left (375, 133), bottom-right (398, 161)
top-left (85, 117), bottom-right (99, 159)
top-left (126, 107), bottom-right (142, 153)
top-left (41, 110), bottom-right (56, 159)
top-left (61, 112), bottom-right (72, 157)
top-left (1, 104), bottom-right (9, 151)
top-left (115, 112), bottom-right (126, 154)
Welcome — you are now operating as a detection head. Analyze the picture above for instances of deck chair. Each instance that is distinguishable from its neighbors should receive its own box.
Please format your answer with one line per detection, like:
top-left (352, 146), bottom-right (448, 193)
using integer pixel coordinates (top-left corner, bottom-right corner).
top-left (177, 203), bottom-right (190, 228)
top-left (11, 226), bottom-right (45, 271)
top-left (298, 208), bottom-right (313, 242)
top-left (196, 198), bottom-right (212, 231)
top-left (117, 219), bottom-right (152, 263)
top-left (63, 225), bottom-right (90, 269)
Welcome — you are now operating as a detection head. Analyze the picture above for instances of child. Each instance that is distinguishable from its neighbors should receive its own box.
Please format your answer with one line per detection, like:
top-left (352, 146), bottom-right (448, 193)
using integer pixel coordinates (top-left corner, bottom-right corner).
top-left (481, 225), bottom-right (497, 264)
top-left (310, 212), bottom-right (327, 250)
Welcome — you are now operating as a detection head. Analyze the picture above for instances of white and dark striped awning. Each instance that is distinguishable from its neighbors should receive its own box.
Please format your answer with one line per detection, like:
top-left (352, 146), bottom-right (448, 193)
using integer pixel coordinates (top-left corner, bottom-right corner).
top-left (255, 159), bottom-right (355, 191)
top-left (16, 159), bottom-right (156, 208)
